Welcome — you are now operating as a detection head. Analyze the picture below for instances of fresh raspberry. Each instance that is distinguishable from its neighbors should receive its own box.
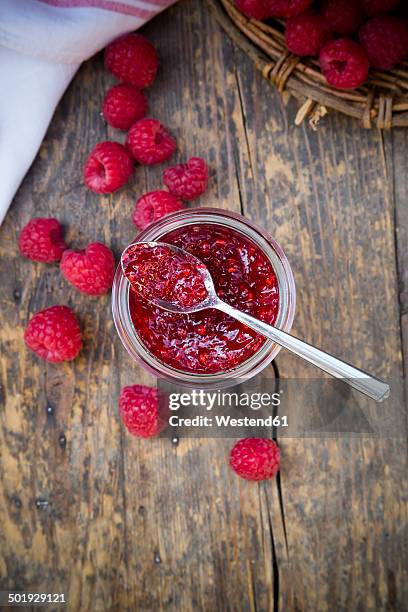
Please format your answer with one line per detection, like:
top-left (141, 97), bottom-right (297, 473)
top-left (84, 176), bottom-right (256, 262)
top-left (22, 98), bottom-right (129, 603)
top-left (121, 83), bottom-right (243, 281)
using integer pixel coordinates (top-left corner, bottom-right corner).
top-left (60, 242), bottom-right (115, 296)
top-left (19, 217), bottom-right (66, 263)
top-left (84, 141), bottom-right (133, 194)
top-left (319, 38), bottom-right (369, 89)
top-left (126, 118), bottom-right (176, 165)
top-left (132, 190), bottom-right (184, 230)
top-left (359, 16), bottom-right (408, 70)
top-left (265, 0), bottom-right (313, 18)
top-left (321, 0), bottom-right (364, 35)
top-left (24, 305), bottom-right (82, 363)
top-left (163, 157), bottom-right (209, 201)
top-left (119, 385), bottom-right (166, 438)
top-left (102, 84), bottom-right (147, 130)
top-left (285, 11), bottom-right (332, 57)
top-left (104, 33), bottom-right (158, 89)
top-left (362, 0), bottom-right (400, 16)
top-left (230, 438), bottom-right (281, 481)
top-left (235, 0), bottom-right (271, 20)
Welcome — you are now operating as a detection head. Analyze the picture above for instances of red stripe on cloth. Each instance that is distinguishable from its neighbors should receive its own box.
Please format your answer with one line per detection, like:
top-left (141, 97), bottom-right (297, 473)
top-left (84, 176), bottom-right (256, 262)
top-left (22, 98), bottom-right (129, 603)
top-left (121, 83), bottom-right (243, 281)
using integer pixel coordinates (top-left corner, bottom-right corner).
top-left (35, 0), bottom-right (166, 18)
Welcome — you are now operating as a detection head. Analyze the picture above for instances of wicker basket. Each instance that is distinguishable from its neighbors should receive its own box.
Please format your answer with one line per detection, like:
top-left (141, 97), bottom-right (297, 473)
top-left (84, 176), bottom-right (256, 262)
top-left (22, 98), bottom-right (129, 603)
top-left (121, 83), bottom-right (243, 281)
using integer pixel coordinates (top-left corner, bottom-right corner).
top-left (206, 0), bottom-right (408, 128)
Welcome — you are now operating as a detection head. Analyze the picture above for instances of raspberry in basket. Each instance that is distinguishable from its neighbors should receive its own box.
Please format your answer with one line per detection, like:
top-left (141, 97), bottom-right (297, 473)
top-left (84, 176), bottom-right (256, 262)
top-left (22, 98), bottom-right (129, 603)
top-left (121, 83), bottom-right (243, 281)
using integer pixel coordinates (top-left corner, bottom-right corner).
top-left (266, 0), bottom-right (313, 18)
top-left (359, 16), bottom-right (408, 70)
top-left (319, 38), bottom-right (369, 89)
top-left (84, 141), bottom-right (134, 194)
top-left (285, 10), bottom-right (332, 57)
top-left (19, 217), bottom-right (66, 263)
top-left (126, 118), bottom-right (177, 165)
top-left (362, 0), bottom-right (401, 16)
top-left (321, 0), bottom-right (364, 36)
top-left (102, 84), bottom-right (147, 130)
top-left (235, 0), bottom-right (271, 20)
top-left (132, 190), bottom-right (184, 230)
top-left (24, 305), bottom-right (82, 363)
top-left (230, 438), bottom-right (281, 481)
top-left (105, 33), bottom-right (158, 89)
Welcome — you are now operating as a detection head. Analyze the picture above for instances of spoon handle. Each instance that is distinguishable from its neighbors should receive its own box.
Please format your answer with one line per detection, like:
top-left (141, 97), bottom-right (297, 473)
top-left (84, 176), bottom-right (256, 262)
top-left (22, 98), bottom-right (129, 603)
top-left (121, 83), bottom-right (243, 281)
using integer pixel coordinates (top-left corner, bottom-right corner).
top-left (215, 301), bottom-right (390, 403)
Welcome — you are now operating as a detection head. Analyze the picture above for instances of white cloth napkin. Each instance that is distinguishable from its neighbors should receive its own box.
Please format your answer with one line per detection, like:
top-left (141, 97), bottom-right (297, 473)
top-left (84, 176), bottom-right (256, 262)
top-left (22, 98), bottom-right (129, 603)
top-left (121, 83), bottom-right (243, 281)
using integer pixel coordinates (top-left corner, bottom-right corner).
top-left (0, 0), bottom-right (177, 225)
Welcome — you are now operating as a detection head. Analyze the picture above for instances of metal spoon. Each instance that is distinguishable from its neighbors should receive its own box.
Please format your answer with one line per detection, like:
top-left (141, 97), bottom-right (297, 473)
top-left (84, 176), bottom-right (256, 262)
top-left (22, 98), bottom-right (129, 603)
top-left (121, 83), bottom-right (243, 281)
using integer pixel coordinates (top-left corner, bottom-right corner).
top-left (121, 242), bottom-right (390, 402)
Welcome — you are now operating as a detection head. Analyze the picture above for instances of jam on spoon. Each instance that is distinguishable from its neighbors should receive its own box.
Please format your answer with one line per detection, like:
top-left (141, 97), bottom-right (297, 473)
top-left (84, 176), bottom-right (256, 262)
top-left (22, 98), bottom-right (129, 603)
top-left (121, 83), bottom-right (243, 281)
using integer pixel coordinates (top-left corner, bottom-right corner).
top-left (121, 242), bottom-right (211, 310)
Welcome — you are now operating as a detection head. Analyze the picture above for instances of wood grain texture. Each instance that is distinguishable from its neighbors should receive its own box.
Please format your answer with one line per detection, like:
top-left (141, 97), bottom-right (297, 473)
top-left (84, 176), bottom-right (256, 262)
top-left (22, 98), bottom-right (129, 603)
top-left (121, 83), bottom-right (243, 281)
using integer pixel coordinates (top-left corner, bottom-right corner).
top-left (0, 2), bottom-right (407, 611)
top-left (223, 36), bottom-right (408, 612)
top-left (388, 127), bottom-right (408, 403)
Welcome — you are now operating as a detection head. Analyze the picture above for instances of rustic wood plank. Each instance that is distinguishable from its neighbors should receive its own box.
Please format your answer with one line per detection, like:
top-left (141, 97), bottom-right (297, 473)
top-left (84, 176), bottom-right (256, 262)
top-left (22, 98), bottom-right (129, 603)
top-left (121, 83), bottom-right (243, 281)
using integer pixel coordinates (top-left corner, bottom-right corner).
top-left (226, 34), bottom-right (408, 611)
top-left (388, 127), bottom-right (408, 397)
top-left (0, 4), bottom-right (282, 611)
top-left (0, 1), bottom-right (407, 611)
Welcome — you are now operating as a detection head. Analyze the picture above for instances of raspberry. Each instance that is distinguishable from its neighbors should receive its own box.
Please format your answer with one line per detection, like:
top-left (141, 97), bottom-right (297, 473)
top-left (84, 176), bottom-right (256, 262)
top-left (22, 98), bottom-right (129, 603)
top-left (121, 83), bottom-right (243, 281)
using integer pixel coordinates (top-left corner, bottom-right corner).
top-left (84, 141), bottom-right (133, 194)
top-left (359, 16), bottom-right (408, 70)
top-left (319, 38), bottom-right (369, 89)
top-left (24, 305), bottom-right (82, 363)
top-left (285, 11), bottom-right (332, 57)
top-left (60, 242), bottom-right (115, 296)
top-left (132, 190), bottom-right (184, 230)
top-left (19, 217), bottom-right (66, 263)
top-left (321, 0), bottom-right (364, 35)
top-left (119, 385), bottom-right (166, 438)
top-left (102, 84), bottom-right (147, 130)
top-left (235, 0), bottom-right (271, 20)
top-left (104, 33), bottom-right (158, 88)
top-left (362, 0), bottom-right (400, 16)
top-left (266, 0), bottom-right (312, 18)
top-left (126, 118), bottom-right (176, 165)
top-left (163, 157), bottom-right (209, 201)
top-left (230, 438), bottom-right (280, 481)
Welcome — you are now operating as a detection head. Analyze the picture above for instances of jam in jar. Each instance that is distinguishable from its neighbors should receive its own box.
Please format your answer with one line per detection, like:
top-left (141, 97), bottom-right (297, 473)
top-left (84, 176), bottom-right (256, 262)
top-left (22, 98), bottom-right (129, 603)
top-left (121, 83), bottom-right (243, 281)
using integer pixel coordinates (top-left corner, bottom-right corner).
top-left (112, 208), bottom-right (296, 386)
top-left (128, 223), bottom-right (280, 374)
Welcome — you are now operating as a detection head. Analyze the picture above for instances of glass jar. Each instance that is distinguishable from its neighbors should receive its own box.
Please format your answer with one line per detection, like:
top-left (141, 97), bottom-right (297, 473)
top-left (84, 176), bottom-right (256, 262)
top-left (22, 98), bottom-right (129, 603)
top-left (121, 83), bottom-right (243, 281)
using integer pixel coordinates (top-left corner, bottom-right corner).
top-left (112, 208), bottom-right (296, 387)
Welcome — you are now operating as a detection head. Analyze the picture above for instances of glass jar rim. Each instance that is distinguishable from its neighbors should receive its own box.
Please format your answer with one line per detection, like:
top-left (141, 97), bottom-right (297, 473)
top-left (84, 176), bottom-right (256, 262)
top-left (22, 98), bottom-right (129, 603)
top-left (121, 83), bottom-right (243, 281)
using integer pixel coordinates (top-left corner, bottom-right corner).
top-left (112, 208), bottom-right (296, 387)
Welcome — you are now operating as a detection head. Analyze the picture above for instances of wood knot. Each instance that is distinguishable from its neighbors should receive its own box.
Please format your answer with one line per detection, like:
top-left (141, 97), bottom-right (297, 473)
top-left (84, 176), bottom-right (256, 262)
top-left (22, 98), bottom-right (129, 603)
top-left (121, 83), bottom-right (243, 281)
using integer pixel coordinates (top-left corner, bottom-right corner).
top-left (12, 496), bottom-right (22, 509)
top-left (35, 499), bottom-right (49, 509)
top-left (154, 551), bottom-right (162, 564)
top-left (58, 433), bottom-right (67, 449)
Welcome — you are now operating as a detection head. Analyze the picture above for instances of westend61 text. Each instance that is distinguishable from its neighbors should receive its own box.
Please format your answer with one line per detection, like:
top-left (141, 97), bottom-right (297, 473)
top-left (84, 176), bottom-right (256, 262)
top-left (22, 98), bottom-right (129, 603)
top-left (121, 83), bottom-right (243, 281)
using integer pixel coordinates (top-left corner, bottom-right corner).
top-left (168, 415), bottom-right (288, 427)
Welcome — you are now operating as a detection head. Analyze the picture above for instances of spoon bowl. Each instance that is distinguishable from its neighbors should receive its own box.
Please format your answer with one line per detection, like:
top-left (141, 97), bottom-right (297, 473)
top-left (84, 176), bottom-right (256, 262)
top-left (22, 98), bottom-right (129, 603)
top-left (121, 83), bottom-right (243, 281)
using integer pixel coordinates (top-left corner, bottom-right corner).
top-left (121, 241), bottom-right (219, 313)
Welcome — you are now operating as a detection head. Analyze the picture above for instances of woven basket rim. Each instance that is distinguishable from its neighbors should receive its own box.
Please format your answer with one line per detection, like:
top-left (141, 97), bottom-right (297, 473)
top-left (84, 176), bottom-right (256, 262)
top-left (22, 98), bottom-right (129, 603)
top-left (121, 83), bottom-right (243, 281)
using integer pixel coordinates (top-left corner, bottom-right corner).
top-left (207, 0), bottom-right (408, 128)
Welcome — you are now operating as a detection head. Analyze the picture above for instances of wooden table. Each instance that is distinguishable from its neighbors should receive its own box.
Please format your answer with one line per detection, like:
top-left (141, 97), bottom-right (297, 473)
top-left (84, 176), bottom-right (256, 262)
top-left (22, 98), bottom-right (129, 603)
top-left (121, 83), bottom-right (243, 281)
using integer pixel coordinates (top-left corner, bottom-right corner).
top-left (1, 2), bottom-right (407, 610)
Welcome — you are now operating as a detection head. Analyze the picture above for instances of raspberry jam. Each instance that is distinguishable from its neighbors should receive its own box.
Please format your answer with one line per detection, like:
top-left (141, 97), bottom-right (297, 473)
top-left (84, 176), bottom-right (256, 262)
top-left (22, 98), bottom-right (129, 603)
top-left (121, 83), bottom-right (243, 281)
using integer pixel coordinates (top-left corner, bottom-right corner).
top-left (122, 242), bottom-right (208, 309)
top-left (128, 223), bottom-right (280, 374)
